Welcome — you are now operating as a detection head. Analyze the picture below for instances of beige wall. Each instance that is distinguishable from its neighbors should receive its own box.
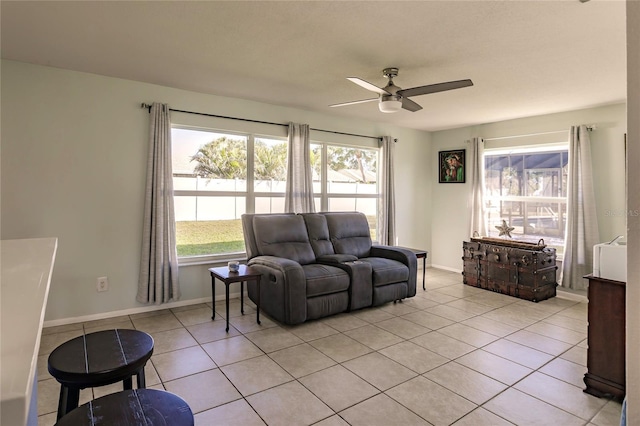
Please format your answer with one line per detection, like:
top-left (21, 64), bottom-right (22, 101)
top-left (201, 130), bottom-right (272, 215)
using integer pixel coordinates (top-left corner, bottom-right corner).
top-left (626, 0), bottom-right (639, 421)
top-left (0, 60), bottom-right (430, 321)
top-left (429, 103), bottom-right (627, 271)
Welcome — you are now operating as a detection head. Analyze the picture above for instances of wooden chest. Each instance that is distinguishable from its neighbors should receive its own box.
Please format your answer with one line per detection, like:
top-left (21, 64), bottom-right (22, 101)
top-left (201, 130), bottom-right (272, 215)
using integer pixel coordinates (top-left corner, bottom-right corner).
top-left (462, 239), bottom-right (557, 302)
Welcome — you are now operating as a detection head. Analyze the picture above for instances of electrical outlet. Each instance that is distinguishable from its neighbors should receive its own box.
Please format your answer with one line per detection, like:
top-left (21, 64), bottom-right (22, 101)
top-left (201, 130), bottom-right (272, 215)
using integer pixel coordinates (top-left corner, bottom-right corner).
top-left (96, 276), bottom-right (109, 292)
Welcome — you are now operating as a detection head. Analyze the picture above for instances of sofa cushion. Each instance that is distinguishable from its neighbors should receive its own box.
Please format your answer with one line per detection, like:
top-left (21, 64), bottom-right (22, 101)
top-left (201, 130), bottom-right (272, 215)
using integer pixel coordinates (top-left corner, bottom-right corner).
top-left (301, 213), bottom-right (335, 257)
top-left (253, 215), bottom-right (316, 265)
top-left (324, 212), bottom-right (372, 258)
top-left (359, 257), bottom-right (409, 286)
top-left (302, 264), bottom-right (350, 297)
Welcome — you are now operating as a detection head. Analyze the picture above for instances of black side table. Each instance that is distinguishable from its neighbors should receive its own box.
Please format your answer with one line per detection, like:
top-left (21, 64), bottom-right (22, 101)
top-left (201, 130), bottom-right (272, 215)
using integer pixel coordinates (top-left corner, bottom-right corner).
top-left (396, 247), bottom-right (428, 290)
top-left (54, 389), bottom-right (194, 426)
top-left (48, 329), bottom-right (154, 420)
top-left (209, 265), bottom-right (262, 332)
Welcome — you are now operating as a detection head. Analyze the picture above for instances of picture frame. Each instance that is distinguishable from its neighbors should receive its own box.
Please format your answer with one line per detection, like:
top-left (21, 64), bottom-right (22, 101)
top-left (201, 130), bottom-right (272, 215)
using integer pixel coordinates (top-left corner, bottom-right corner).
top-left (438, 149), bottom-right (466, 183)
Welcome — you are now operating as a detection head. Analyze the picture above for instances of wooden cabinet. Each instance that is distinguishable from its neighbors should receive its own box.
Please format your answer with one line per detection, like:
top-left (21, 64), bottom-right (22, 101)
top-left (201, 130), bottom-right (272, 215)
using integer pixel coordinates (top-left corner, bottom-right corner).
top-left (462, 238), bottom-right (557, 302)
top-left (584, 274), bottom-right (626, 400)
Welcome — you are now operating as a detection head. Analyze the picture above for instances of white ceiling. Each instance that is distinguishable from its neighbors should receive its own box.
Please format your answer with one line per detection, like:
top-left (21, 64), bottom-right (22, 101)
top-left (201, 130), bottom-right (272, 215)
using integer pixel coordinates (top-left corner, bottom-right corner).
top-left (0, 1), bottom-right (627, 131)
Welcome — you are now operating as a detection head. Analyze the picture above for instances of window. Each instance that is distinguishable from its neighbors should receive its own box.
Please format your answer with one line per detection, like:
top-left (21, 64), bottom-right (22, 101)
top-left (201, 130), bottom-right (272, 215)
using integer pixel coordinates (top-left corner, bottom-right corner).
top-left (172, 127), bottom-right (380, 259)
top-left (253, 137), bottom-right (288, 214)
top-left (324, 145), bottom-right (378, 240)
top-left (172, 129), bottom-right (254, 258)
top-left (306, 143), bottom-right (379, 240)
top-left (484, 147), bottom-right (568, 253)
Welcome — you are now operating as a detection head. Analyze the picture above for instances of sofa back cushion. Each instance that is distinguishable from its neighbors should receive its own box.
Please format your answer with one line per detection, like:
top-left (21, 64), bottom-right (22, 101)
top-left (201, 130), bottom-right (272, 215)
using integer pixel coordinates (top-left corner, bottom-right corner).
top-left (252, 214), bottom-right (316, 265)
top-left (242, 213), bottom-right (295, 260)
top-left (324, 212), bottom-right (372, 258)
top-left (301, 213), bottom-right (335, 257)
top-left (242, 214), bottom-right (260, 260)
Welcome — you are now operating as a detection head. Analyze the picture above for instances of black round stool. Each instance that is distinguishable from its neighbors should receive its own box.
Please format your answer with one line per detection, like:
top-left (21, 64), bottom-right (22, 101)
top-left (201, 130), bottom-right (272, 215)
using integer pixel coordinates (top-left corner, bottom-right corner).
top-left (54, 388), bottom-right (194, 425)
top-left (48, 329), bottom-right (154, 420)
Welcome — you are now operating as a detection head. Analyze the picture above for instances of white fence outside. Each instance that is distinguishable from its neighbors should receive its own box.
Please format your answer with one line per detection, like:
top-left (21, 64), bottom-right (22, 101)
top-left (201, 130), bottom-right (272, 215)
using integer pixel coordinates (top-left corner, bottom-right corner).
top-left (174, 177), bottom-right (378, 221)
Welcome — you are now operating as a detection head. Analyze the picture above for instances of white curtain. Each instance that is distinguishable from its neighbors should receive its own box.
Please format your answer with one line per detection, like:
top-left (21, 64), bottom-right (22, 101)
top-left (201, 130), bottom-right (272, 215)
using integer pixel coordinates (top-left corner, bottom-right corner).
top-left (561, 125), bottom-right (600, 290)
top-left (469, 137), bottom-right (487, 237)
top-left (377, 136), bottom-right (396, 245)
top-left (284, 123), bottom-right (315, 213)
top-left (137, 102), bottom-right (180, 304)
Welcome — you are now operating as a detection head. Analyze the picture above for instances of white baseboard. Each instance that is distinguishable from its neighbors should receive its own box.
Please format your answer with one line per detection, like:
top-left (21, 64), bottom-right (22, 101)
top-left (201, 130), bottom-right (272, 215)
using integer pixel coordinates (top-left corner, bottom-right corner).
top-left (556, 289), bottom-right (588, 303)
top-left (43, 292), bottom-right (241, 328)
top-left (429, 264), bottom-right (463, 273)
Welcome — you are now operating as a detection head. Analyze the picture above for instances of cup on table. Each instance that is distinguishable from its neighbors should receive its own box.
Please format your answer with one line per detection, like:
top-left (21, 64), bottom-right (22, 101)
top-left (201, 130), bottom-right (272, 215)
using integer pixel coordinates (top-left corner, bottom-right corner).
top-left (228, 261), bottom-right (240, 272)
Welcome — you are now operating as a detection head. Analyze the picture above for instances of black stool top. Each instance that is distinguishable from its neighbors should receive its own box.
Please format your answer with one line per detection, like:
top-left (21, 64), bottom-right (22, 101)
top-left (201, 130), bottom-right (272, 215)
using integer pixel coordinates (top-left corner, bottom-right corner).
top-left (48, 329), bottom-right (154, 388)
top-left (54, 389), bottom-right (194, 426)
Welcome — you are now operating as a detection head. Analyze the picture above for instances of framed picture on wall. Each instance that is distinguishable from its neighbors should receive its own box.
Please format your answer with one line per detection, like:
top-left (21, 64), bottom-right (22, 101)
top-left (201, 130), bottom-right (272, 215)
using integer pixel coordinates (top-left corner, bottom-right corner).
top-left (438, 149), bottom-right (466, 183)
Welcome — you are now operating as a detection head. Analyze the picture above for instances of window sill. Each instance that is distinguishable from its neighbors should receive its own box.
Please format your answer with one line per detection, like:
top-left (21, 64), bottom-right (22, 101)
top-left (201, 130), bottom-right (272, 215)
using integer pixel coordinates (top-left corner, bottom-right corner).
top-left (178, 252), bottom-right (247, 267)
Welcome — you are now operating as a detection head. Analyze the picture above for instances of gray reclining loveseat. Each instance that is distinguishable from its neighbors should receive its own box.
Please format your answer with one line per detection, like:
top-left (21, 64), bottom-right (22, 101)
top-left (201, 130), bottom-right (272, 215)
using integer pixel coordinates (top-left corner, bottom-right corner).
top-left (241, 212), bottom-right (417, 325)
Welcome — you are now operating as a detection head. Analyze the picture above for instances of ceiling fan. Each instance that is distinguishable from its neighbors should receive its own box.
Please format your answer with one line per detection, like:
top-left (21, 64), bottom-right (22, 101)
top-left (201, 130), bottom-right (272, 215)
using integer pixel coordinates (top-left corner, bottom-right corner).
top-left (330, 68), bottom-right (473, 113)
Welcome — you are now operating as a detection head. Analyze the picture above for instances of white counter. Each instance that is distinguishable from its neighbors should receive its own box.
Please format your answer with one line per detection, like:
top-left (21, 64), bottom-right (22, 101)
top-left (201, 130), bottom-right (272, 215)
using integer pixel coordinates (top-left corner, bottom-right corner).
top-left (1, 238), bottom-right (57, 426)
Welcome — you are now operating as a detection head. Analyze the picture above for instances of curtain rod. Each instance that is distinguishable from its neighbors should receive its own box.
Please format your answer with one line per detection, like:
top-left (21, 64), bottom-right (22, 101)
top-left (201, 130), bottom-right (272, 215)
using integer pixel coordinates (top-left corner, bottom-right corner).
top-left (140, 103), bottom-right (384, 141)
top-left (482, 125), bottom-right (595, 142)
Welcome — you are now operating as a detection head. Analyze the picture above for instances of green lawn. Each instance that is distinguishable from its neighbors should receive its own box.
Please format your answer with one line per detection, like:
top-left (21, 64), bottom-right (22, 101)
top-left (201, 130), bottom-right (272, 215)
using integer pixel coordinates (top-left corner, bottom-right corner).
top-left (176, 220), bottom-right (244, 256)
top-left (176, 215), bottom-right (377, 257)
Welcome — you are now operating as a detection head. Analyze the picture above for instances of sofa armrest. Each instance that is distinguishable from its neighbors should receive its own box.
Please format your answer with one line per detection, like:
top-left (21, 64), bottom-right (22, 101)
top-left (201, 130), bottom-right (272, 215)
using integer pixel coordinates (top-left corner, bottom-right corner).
top-left (249, 255), bottom-right (302, 271)
top-left (315, 255), bottom-right (372, 311)
top-left (370, 246), bottom-right (415, 266)
top-left (247, 256), bottom-right (307, 324)
top-left (370, 246), bottom-right (418, 296)
top-left (316, 254), bottom-right (358, 264)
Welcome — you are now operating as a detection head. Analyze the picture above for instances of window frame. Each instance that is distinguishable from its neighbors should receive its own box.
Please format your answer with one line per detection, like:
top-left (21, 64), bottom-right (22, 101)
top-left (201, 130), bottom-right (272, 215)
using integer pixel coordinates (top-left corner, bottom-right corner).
top-left (483, 143), bottom-right (569, 255)
top-left (172, 126), bottom-right (381, 265)
top-left (311, 141), bottom-right (380, 213)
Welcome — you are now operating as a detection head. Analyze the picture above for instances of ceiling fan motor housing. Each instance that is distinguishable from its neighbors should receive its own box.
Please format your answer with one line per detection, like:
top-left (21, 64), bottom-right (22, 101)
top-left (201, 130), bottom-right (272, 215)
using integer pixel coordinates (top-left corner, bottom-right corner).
top-left (382, 67), bottom-right (399, 79)
top-left (380, 72), bottom-right (403, 113)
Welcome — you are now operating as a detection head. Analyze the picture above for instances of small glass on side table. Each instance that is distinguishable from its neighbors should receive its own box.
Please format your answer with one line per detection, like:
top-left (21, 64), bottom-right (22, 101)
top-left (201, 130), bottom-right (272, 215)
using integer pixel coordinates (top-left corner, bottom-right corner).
top-left (208, 265), bottom-right (262, 332)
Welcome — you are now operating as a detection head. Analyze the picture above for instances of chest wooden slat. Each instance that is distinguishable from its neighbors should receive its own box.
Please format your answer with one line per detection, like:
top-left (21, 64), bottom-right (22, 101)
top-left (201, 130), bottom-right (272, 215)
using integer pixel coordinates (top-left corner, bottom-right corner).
top-left (462, 240), bottom-right (557, 302)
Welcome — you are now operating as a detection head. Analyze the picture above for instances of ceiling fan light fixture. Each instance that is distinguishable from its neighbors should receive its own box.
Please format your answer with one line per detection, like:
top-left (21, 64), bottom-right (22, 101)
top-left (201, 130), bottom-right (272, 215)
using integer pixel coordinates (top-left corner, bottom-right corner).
top-left (379, 98), bottom-right (402, 113)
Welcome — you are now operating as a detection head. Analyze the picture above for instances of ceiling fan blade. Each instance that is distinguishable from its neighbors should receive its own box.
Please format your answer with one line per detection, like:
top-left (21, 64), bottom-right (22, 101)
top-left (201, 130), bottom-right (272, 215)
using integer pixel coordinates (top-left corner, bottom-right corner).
top-left (401, 97), bottom-right (423, 112)
top-left (347, 77), bottom-right (390, 95)
top-left (329, 98), bottom-right (378, 108)
top-left (397, 79), bottom-right (473, 98)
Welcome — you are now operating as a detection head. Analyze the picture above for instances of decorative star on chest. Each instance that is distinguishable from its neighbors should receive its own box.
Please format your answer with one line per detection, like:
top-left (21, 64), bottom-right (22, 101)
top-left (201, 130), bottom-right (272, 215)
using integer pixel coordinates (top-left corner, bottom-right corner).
top-left (495, 220), bottom-right (515, 238)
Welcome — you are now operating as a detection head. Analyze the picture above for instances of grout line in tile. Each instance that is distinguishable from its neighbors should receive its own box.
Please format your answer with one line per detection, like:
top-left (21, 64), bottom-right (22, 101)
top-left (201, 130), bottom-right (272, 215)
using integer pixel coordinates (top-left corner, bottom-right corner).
top-left (38, 274), bottom-right (597, 426)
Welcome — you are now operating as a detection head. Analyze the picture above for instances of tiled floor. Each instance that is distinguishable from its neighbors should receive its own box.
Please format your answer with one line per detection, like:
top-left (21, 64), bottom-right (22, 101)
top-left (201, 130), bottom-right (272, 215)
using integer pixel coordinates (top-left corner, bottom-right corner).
top-left (37, 268), bottom-right (623, 425)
